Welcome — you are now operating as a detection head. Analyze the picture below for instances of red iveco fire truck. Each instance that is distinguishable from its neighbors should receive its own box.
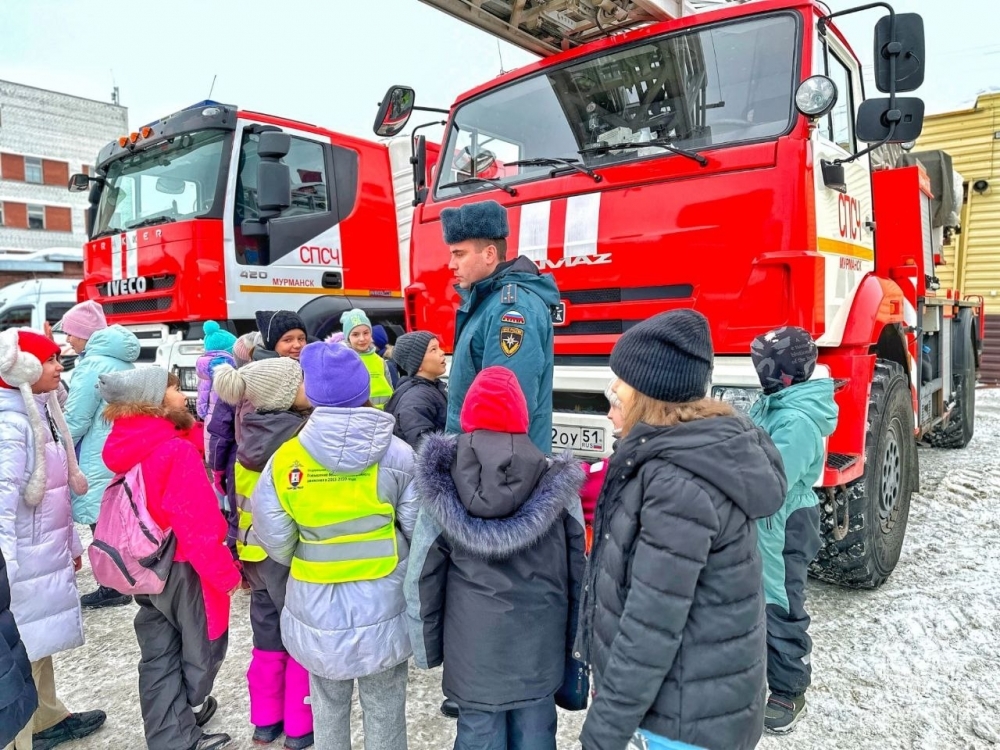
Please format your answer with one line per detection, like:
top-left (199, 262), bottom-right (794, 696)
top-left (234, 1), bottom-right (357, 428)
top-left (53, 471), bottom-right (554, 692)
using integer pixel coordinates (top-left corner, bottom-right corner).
top-left (70, 101), bottom-right (435, 395)
top-left (376, 0), bottom-right (982, 588)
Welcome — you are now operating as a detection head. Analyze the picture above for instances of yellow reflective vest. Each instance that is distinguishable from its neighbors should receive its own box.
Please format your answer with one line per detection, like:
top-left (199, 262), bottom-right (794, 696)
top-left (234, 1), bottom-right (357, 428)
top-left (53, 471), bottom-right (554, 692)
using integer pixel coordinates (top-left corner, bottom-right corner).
top-left (361, 351), bottom-right (394, 409)
top-left (234, 463), bottom-right (268, 563)
top-left (270, 436), bottom-right (398, 584)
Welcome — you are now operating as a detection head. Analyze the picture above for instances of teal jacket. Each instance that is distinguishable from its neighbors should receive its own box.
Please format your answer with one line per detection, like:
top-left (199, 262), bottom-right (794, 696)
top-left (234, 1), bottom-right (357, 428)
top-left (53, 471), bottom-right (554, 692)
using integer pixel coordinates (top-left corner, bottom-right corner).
top-left (447, 256), bottom-right (560, 454)
top-left (749, 378), bottom-right (838, 608)
top-left (64, 325), bottom-right (140, 524)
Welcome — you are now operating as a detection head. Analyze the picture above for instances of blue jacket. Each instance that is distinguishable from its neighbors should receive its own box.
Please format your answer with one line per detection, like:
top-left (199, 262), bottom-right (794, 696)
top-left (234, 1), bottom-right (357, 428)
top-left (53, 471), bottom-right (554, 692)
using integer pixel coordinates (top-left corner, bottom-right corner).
top-left (749, 379), bottom-right (838, 609)
top-left (64, 325), bottom-right (140, 524)
top-left (446, 256), bottom-right (560, 454)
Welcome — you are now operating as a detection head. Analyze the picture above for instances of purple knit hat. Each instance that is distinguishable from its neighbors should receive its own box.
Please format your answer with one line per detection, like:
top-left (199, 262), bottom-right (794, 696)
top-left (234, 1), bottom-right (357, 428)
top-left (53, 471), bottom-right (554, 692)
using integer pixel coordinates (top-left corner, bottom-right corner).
top-left (300, 340), bottom-right (370, 408)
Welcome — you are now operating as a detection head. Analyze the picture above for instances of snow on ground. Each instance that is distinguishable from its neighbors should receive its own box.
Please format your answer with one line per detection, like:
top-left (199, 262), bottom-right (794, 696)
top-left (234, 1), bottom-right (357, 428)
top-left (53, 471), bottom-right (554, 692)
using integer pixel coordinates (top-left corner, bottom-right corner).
top-left (56, 390), bottom-right (1000, 749)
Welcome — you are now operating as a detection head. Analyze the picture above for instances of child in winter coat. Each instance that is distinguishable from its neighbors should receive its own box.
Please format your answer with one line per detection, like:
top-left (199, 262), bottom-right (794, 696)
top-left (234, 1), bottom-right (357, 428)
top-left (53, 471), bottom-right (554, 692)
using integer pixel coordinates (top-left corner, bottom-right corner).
top-left (252, 342), bottom-right (417, 750)
top-left (407, 366), bottom-right (586, 750)
top-left (99, 367), bottom-right (242, 750)
top-left (384, 331), bottom-right (448, 448)
top-left (372, 325), bottom-right (400, 387)
top-left (255, 311), bottom-right (307, 360)
top-left (197, 320), bottom-right (240, 555)
top-left (58, 300), bottom-right (142, 610)
top-left (340, 308), bottom-right (394, 409)
top-left (749, 327), bottom-right (838, 733)
top-left (214, 357), bottom-right (315, 749)
top-left (576, 310), bottom-right (787, 750)
top-left (0, 546), bottom-right (37, 748)
top-left (0, 328), bottom-right (107, 750)
top-left (578, 377), bottom-right (625, 553)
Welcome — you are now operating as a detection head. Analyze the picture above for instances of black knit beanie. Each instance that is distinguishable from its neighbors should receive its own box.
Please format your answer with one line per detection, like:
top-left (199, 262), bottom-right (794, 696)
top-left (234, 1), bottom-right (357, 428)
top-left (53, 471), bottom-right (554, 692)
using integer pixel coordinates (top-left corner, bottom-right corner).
top-left (610, 309), bottom-right (714, 403)
top-left (751, 326), bottom-right (818, 394)
top-left (255, 310), bottom-right (306, 351)
top-left (392, 331), bottom-right (434, 377)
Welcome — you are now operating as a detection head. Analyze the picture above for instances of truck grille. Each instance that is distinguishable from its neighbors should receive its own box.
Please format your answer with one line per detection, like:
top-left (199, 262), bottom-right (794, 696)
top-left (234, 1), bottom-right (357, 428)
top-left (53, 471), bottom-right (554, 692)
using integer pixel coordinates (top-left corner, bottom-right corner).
top-left (97, 275), bottom-right (176, 295)
top-left (562, 284), bottom-right (694, 305)
top-left (557, 320), bottom-right (640, 335)
top-left (102, 298), bottom-right (172, 316)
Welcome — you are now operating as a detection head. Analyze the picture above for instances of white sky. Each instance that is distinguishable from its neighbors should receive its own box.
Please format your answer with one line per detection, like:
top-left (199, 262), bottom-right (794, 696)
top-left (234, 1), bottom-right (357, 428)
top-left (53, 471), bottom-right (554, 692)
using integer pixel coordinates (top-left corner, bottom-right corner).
top-left (1, 0), bottom-right (997, 141)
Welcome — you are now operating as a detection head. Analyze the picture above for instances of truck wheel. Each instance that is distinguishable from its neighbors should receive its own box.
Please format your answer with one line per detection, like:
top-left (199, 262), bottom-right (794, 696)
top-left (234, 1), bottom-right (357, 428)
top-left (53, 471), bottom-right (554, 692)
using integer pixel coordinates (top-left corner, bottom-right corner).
top-left (811, 361), bottom-right (916, 589)
top-left (926, 330), bottom-right (976, 449)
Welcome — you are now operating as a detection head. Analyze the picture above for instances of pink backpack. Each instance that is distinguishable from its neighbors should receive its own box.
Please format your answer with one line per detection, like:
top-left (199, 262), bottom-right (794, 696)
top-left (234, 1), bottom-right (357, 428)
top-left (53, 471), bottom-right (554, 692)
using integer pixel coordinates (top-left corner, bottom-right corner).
top-left (89, 465), bottom-right (176, 596)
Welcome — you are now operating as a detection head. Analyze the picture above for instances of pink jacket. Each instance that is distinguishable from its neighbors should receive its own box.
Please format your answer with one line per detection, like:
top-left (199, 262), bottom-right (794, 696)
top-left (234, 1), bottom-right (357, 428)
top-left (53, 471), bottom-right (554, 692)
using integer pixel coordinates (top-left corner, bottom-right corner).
top-left (103, 415), bottom-right (240, 639)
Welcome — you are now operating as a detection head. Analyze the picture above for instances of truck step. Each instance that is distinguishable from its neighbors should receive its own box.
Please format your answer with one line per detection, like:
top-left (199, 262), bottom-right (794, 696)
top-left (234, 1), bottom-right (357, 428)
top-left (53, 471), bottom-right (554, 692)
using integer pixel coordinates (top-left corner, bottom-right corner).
top-left (826, 453), bottom-right (859, 471)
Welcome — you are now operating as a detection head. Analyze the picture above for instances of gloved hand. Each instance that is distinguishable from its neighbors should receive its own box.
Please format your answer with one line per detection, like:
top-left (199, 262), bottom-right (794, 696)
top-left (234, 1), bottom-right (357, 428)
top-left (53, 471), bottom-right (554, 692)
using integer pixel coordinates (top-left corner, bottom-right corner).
top-left (212, 470), bottom-right (228, 497)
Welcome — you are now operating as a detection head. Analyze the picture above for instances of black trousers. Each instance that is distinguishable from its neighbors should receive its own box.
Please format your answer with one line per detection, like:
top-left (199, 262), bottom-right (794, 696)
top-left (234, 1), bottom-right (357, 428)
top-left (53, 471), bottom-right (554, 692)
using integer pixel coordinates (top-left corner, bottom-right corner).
top-left (243, 557), bottom-right (290, 652)
top-left (133, 562), bottom-right (228, 750)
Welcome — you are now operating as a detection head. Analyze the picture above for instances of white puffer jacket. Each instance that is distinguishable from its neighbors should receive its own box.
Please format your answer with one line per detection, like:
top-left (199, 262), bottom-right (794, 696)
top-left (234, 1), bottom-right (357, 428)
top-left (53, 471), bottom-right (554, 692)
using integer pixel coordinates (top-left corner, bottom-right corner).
top-left (0, 388), bottom-right (84, 661)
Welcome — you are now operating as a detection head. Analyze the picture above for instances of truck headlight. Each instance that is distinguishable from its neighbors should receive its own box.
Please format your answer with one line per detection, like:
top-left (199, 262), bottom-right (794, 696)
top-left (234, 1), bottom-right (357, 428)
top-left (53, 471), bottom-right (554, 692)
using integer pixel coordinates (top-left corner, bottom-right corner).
top-left (711, 385), bottom-right (762, 413)
top-left (173, 366), bottom-right (199, 392)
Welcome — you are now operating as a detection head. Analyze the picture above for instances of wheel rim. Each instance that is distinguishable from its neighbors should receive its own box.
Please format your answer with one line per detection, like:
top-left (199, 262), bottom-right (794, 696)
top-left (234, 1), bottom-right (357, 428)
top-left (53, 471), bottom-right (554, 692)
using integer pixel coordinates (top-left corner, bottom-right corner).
top-left (879, 422), bottom-right (902, 533)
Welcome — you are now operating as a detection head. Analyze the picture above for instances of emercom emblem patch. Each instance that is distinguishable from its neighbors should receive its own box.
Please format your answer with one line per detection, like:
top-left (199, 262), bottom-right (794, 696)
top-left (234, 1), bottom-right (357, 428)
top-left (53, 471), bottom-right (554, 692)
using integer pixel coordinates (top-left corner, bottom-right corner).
top-left (499, 326), bottom-right (524, 357)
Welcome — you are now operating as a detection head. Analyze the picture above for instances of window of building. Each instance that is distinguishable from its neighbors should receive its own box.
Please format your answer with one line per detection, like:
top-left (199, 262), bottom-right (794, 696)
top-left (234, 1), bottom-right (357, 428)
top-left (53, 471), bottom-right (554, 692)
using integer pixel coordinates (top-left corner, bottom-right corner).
top-left (27, 204), bottom-right (45, 229)
top-left (0, 306), bottom-right (32, 329)
top-left (25, 157), bottom-right (43, 184)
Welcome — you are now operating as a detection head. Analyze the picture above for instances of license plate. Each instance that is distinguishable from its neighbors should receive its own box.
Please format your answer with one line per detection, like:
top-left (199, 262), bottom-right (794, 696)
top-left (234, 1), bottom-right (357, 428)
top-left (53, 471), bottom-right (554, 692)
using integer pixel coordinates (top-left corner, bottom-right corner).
top-left (552, 425), bottom-right (605, 452)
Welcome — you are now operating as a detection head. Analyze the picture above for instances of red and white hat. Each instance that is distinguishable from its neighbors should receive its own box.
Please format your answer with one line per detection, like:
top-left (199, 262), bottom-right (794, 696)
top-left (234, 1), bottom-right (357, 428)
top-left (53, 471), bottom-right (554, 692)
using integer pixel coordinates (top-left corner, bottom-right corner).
top-left (0, 328), bottom-right (87, 506)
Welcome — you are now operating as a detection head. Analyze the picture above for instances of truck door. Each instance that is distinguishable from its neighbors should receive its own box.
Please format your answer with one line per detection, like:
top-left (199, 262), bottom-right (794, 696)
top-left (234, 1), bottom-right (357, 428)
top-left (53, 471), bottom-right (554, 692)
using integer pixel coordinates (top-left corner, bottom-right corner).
top-left (812, 33), bottom-right (875, 346)
top-left (224, 123), bottom-right (358, 320)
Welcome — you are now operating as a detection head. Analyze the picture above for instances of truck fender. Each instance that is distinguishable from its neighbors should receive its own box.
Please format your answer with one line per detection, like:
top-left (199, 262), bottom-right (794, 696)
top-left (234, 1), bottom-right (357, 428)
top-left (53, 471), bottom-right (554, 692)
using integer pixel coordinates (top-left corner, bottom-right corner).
top-left (839, 275), bottom-right (907, 348)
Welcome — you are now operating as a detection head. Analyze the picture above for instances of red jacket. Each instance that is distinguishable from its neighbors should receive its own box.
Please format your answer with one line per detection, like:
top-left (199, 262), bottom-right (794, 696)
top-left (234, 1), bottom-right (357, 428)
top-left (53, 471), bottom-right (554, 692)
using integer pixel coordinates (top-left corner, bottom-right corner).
top-left (103, 415), bottom-right (239, 639)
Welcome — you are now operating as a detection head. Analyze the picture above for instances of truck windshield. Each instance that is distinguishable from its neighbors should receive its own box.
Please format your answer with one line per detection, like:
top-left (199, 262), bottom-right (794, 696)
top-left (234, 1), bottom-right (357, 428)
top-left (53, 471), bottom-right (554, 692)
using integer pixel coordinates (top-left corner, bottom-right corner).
top-left (92, 129), bottom-right (230, 238)
top-left (436, 13), bottom-right (797, 198)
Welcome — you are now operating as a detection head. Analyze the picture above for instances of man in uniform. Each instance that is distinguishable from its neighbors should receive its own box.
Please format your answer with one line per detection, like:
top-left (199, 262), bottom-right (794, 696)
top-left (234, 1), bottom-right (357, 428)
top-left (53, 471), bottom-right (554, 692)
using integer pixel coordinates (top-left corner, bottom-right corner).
top-left (443, 200), bottom-right (560, 454)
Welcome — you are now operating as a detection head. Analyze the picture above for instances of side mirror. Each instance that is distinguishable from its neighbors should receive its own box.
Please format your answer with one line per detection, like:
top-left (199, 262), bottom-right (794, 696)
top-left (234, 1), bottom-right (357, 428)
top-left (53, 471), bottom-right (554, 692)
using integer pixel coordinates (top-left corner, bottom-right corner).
top-left (821, 160), bottom-right (847, 194)
top-left (256, 161), bottom-right (291, 213)
top-left (873, 13), bottom-right (925, 93)
top-left (856, 97), bottom-right (925, 143)
top-left (68, 173), bottom-right (91, 192)
top-left (258, 131), bottom-right (291, 159)
top-left (374, 86), bottom-right (416, 138)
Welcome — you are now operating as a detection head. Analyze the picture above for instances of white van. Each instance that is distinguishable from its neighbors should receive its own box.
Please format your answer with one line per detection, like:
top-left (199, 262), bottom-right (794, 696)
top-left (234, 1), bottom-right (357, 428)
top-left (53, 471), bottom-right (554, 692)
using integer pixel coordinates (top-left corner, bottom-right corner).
top-left (0, 278), bottom-right (81, 378)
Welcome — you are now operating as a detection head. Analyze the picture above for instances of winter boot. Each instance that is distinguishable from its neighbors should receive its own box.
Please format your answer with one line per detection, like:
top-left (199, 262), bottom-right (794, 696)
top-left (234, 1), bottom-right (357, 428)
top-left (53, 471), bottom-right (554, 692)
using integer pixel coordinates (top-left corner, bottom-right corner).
top-left (283, 657), bottom-right (313, 747)
top-left (440, 699), bottom-right (460, 719)
top-left (193, 732), bottom-right (232, 750)
top-left (253, 722), bottom-right (283, 745)
top-left (32, 710), bottom-right (107, 749)
top-left (80, 585), bottom-right (132, 609)
top-left (764, 693), bottom-right (807, 734)
top-left (193, 696), bottom-right (218, 727)
top-left (248, 649), bottom-right (288, 732)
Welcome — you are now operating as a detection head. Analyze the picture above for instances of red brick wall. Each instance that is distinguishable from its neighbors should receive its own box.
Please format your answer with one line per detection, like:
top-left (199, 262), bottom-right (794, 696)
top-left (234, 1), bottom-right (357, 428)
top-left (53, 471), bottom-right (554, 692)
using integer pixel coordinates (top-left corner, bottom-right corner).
top-left (1, 153), bottom-right (25, 182)
top-left (45, 206), bottom-right (72, 232)
top-left (42, 159), bottom-right (69, 188)
top-left (3, 202), bottom-right (27, 229)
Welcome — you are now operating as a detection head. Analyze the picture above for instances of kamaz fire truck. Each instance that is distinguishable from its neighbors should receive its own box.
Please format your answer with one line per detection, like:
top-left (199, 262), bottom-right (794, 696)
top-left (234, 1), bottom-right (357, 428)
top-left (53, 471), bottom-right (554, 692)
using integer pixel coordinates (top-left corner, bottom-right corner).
top-left (376, 0), bottom-right (983, 588)
top-left (70, 101), bottom-right (433, 398)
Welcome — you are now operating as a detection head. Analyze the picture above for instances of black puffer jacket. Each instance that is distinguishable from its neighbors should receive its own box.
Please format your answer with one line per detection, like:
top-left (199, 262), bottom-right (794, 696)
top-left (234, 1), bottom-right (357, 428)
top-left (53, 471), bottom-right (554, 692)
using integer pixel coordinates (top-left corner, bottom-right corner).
top-left (0, 546), bottom-right (37, 747)
top-left (406, 431), bottom-right (586, 710)
top-left (384, 376), bottom-right (448, 449)
top-left (575, 403), bottom-right (786, 750)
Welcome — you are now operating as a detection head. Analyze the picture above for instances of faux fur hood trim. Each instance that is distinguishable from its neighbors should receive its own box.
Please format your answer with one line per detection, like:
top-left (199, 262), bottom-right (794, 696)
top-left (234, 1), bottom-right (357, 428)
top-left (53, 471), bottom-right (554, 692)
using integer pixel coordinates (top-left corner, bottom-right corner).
top-left (415, 432), bottom-right (584, 560)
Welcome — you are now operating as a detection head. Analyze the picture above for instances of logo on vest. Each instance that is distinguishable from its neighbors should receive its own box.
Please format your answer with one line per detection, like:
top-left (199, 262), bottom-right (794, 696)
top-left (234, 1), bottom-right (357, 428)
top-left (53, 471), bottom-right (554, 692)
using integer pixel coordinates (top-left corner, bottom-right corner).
top-left (288, 463), bottom-right (304, 490)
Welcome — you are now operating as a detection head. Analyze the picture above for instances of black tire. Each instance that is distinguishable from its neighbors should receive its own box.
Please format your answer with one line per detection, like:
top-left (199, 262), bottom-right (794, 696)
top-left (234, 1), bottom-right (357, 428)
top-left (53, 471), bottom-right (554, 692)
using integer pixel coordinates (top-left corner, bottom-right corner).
top-left (811, 361), bottom-right (917, 589)
top-left (925, 329), bottom-right (976, 449)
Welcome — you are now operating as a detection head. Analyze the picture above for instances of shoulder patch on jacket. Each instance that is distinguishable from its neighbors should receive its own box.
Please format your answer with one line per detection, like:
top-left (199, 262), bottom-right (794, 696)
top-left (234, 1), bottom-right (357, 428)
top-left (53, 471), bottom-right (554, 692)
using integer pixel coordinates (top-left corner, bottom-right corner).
top-left (501, 284), bottom-right (517, 304)
top-left (499, 326), bottom-right (524, 357)
top-left (500, 310), bottom-right (525, 325)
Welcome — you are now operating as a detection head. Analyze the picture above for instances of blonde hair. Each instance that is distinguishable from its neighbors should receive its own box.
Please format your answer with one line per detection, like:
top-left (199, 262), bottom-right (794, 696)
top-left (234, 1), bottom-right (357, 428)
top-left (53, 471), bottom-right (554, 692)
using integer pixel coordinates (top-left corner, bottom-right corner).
top-left (621, 391), bottom-right (734, 437)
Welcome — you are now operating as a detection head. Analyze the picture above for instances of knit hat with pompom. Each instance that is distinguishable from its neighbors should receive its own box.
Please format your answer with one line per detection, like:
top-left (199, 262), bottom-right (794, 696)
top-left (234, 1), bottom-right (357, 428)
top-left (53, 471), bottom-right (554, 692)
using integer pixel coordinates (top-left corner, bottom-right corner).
top-left (213, 357), bottom-right (303, 412)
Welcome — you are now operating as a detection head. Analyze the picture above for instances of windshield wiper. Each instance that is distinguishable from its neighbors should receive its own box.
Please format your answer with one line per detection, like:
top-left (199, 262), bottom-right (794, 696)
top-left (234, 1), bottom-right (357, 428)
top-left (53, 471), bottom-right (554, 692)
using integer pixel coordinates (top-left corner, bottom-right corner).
top-left (439, 176), bottom-right (517, 196)
top-left (127, 216), bottom-right (177, 230)
top-left (579, 138), bottom-right (708, 167)
top-left (506, 157), bottom-right (602, 183)
top-left (91, 226), bottom-right (124, 240)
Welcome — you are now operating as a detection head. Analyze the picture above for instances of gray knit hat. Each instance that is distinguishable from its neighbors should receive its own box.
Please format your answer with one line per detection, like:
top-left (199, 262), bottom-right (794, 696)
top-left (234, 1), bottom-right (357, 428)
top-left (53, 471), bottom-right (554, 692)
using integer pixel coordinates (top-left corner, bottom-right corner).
top-left (212, 357), bottom-right (303, 411)
top-left (99, 367), bottom-right (170, 406)
top-left (391, 331), bottom-right (434, 377)
top-left (610, 309), bottom-right (714, 403)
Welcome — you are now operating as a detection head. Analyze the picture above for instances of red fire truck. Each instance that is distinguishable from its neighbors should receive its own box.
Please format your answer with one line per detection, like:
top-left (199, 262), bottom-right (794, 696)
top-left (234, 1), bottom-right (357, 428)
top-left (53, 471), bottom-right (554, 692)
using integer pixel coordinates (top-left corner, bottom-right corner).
top-left (70, 102), bottom-right (433, 395)
top-left (376, 0), bottom-right (983, 588)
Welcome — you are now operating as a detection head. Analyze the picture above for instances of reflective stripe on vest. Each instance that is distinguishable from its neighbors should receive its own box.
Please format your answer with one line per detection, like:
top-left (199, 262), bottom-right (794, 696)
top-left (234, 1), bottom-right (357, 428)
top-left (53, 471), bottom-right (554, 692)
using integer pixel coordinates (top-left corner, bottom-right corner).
top-left (271, 436), bottom-right (397, 584)
top-left (234, 462), bottom-right (268, 563)
top-left (361, 351), bottom-right (393, 409)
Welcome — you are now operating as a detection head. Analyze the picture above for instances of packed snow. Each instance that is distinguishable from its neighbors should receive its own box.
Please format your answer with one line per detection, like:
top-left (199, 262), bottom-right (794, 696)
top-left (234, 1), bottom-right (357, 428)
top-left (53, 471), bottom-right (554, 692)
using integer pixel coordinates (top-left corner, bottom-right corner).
top-left (53, 389), bottom-right (1000, 749)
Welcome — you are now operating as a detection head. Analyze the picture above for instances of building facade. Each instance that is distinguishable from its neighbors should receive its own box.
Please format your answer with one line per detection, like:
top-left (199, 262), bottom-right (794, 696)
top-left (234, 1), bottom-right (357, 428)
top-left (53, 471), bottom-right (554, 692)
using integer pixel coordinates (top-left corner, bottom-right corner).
top-left (917, 92), bottom-right (1000, 382)
top-left (0, 80), bottom-right (127, 253)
